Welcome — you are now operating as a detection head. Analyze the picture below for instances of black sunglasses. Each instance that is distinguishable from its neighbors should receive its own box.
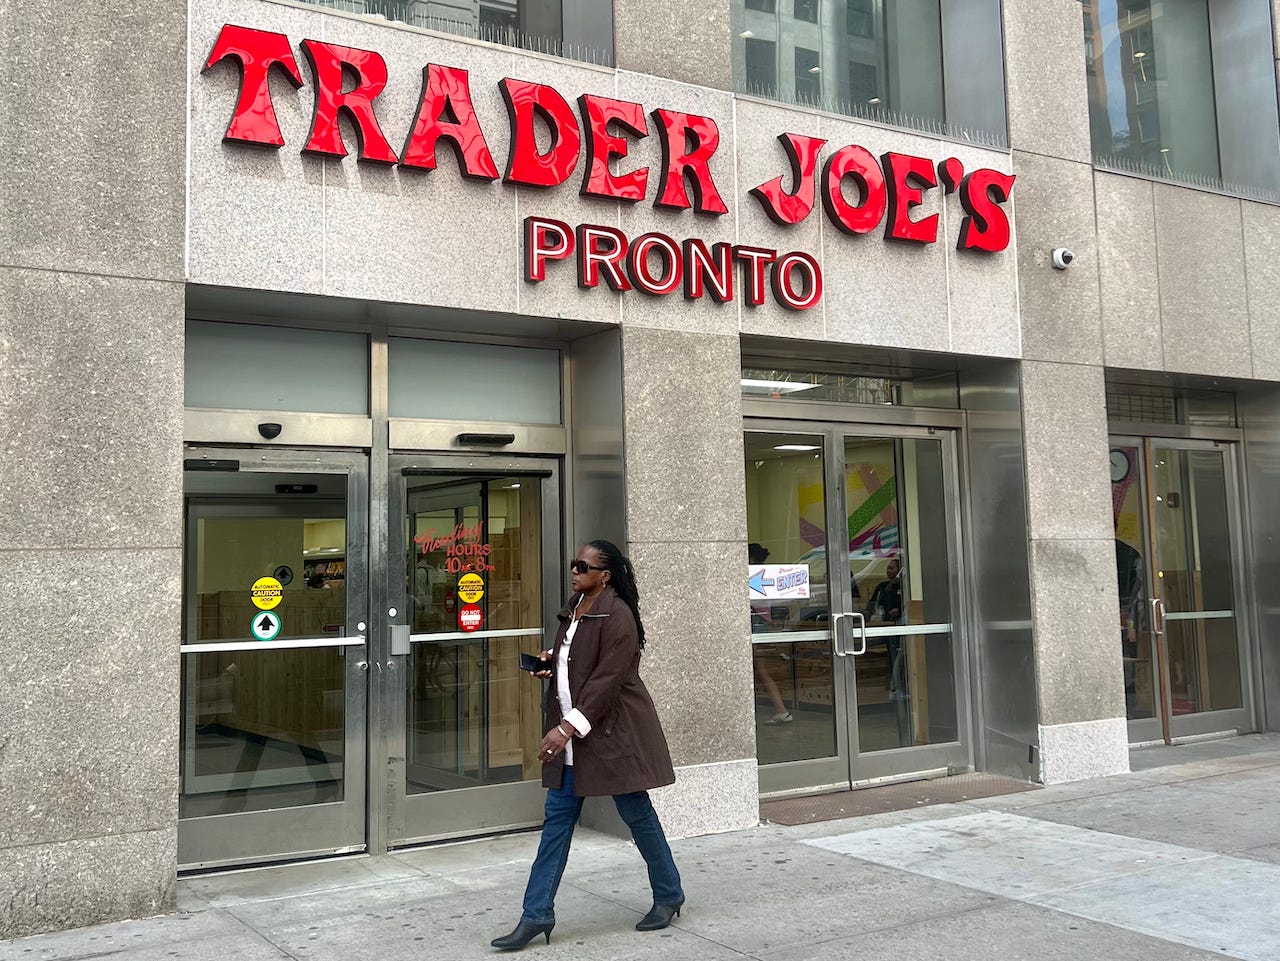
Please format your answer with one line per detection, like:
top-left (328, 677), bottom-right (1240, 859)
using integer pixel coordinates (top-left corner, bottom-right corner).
top-left (569, 560), bottom-right (608, 574)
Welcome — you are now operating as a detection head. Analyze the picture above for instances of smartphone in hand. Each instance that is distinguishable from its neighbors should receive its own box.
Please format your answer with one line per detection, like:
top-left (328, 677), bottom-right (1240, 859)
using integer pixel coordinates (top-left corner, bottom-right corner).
top-left (519, 652), bottom-right (547, 673)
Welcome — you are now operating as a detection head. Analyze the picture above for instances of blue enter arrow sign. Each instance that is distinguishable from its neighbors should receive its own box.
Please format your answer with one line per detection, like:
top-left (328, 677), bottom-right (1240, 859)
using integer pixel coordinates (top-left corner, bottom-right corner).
top-left (748, 569), bottom-right (774, 595)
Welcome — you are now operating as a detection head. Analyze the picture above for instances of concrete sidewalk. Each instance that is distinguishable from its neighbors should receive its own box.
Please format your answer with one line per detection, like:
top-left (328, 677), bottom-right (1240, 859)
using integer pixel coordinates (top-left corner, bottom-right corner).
top-left (5, 734), bottom-right (1279, 961)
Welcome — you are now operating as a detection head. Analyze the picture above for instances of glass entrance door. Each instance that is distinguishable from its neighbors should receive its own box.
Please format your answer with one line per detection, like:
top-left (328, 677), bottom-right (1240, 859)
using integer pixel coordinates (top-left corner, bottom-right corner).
top-left (179, 448), bottom-right (368, 869)
top-left (1110, 439), bottom-right (1253, 743)
top-left (383, 454), bottom-right (561, 844)
top-left (746, 424), bottom-right (969, 795)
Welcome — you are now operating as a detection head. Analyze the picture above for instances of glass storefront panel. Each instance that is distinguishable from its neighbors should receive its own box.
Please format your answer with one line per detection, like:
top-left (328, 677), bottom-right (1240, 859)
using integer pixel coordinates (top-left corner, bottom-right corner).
top-left (745, 430), bottom-right (837, 762)
top-left (403, 475), bottom-right (545, 793)
top-left (181, 472), bottom-right (350, 818)
top-left (847, 435), bottom-right (956, 750)
top-left (1111, 444), bottom-right (1157, 720)
top-left (1152, 447), bottom-right (1242, 715)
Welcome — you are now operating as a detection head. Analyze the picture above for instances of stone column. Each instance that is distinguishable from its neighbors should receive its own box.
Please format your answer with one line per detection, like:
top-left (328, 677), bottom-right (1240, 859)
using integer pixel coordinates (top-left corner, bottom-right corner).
top-left (1003, 0), bottom-right (1129, 781)
top-left (0, 1), bottom-right (186, 938)
top-left (617, 326), bottom-right (759, 836)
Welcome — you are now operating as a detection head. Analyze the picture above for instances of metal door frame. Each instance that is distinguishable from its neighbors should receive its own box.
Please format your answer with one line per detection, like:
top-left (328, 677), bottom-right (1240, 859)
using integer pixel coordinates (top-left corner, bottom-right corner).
top-left (178, 446), bottom-right (370, 871)
top-left (1115, 435), bottom-right (1257, 744)
top-left (381, 452), bottom-right (563, 846)
top-left (749, 418), bottom-right (973, 796)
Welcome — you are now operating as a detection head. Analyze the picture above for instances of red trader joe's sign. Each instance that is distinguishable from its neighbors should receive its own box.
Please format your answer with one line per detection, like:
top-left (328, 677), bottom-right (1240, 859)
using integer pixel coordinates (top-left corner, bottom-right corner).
top-left (204, 24), bottom-right (1016, 312)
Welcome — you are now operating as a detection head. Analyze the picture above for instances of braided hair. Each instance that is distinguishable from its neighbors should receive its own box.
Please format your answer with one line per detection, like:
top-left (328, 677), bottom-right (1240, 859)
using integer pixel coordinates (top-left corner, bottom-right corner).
top-left (587, 539), bottom-right (647, 650)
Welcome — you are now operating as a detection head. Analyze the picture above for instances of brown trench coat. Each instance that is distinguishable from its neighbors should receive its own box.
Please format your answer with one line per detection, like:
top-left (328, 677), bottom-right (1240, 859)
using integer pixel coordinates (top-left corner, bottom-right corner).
top-left (541, 586), bottom-right (676, 797)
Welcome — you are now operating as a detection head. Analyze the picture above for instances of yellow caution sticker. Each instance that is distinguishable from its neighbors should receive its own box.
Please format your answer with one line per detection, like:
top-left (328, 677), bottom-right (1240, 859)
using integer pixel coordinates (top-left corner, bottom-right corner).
top-left (251, 576), bottom-right (284, 610)
top-left (457, 572), bottom-right (485, 604)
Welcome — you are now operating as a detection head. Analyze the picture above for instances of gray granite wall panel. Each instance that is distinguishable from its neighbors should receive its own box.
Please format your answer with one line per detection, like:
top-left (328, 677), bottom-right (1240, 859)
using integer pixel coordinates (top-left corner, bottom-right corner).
top-left (613, 0), bottom-right (732, 90)
top-left (0, 830), bottom-right (176, 940)
top-left (1242, 200), bottom-right (1280, 382)
top-left (1001, 0), bottom-right (1092, 163)
top-left (1154, 184), bottom-right (1251, 378)
top-left (0, 1), bottom-right (185, 280)
top-left (1013, 152), bottom-right (1103, 366)
top-left (0, 549), bottom-right (180, 851)
top-left (0, 269), bottom-right (185, 551)
top-left (1095, 173), bottom-right (1162, 371)
top-left (620, 328), bottom-right (746, 544)
top-left (1020, 361), bottom-right (1113, 543)
top-left (1029, 538), bottom-right (1126, 726)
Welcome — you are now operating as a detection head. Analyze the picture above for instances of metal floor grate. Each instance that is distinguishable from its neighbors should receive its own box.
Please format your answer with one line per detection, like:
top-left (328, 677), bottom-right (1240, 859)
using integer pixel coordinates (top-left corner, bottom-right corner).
top-left (760, 773), bottom-right (1040, 826)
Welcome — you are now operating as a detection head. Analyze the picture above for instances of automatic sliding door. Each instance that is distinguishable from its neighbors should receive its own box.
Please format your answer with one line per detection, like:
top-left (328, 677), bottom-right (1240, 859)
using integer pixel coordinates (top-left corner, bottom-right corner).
top-left (385, 456), bottom-right (560, 844)
top-left (178, 449), bottom-right (368, 870)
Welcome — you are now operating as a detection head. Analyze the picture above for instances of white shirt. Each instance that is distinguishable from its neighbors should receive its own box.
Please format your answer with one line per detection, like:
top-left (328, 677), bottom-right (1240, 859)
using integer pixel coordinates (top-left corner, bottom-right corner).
top-left (556, 599), bottom-right (593, 765)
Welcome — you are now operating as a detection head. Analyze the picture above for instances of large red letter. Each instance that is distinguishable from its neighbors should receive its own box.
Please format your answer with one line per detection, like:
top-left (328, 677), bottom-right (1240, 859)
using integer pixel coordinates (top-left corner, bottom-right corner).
top-left (750, 133), bottom-right (827, 225)
top-left (651, 110), bottom-right (729, 215)
top-left (300, 40), bottom-right (399, 164)
top-left (735, 246), bottom-right (777, 306)
top-left (957, 169), bottom-right (1016, 252)
top-left (576, 225), bottom-right (631, 291)
top-left (524, 217), bottom-right (575, 281)
top-left (501, 79), bottom-right (581, 188)
top-left (683, 240), bottom-right (734, 303)
top-left (204, 24), bottom-right (303, 147)
top-left (882, 152), bottom-right (939, 244)
top-left (578, 95), bottom-right (649, 202)
top-left (821, 145), bottom-right (886, 235)
top-left (401, 64), bottom-right (498, 179)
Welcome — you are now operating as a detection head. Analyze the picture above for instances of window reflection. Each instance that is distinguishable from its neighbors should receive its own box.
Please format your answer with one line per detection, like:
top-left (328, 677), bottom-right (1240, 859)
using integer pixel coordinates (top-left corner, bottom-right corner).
top-left (731, 0), bottom-right (1004, 144)
top-left (1084, 1), bottom-right (1220, 184)
top-left (301, 0), bottom-right (614, 67)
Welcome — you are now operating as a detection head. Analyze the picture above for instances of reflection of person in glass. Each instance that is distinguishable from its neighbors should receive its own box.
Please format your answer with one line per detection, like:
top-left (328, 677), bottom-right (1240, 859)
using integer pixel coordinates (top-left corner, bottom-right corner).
top-left (749, 542), bottom-right (792, 725)
top-left (1116, 539), bottom-right (1145, 715)
top-left (492, 540), bottom-right (683, 950)
top-left (866, 557), bottom-right (905, 693)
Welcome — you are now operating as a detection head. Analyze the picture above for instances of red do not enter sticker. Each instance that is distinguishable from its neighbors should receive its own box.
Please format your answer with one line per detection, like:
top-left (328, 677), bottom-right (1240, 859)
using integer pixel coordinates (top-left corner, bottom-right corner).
top-left (458, 604), bottom-right (484, 632)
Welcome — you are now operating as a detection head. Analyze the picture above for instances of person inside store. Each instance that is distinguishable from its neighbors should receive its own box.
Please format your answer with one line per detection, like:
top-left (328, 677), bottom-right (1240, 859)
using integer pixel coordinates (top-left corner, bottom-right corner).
top-left (866, 556), bottom-right (905, 692)
top-left (491, 540), bottom-right (684, 951)
top-left (749, 542), bottom-right (793, 724)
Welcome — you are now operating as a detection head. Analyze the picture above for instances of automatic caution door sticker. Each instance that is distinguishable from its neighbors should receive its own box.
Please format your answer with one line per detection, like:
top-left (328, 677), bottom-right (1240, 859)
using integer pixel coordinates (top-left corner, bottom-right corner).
top-left (251, 576), bottom-right (284, 610)
top-left (251, 610), bottom-right (282, 641)
top-left (457, 572), bottom-right (485, 604)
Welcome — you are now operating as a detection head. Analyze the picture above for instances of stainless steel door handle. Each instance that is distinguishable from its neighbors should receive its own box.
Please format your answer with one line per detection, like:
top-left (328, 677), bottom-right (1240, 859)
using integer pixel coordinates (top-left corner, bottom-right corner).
top-left (849, 612), bottom-right (867, 656)
top-left (1151, 597), bottom-right (1165, 636)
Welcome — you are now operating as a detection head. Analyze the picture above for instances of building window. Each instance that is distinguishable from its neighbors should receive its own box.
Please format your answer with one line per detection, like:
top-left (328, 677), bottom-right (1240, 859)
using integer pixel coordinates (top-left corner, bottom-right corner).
top-left (299, 0), bottom-right (614, 67)
top-left (795, 47), bottom-right (821, 103)
top-left (731, 0), bottom-right (1007, 146)
top-left (847, 60), bottom-right (879, 107)
top-left (794, 0), bottom-right (819, 23)
top-left (846, 0), bottom-right (874, 37)
top-left (746, 39), bottom-right (779, 97)
top-left (1083, 0), bottom-right (1280, 202)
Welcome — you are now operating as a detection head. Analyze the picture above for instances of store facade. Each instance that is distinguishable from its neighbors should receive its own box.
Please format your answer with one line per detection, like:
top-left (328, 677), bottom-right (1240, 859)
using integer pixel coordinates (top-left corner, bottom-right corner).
top-left (4, 0), bottom-right (1280, 939)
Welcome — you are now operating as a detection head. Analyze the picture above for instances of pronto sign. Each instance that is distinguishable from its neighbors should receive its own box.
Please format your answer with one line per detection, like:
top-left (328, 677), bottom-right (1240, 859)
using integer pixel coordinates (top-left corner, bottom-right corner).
top-left (204, 24), bottom-right (1016, 312)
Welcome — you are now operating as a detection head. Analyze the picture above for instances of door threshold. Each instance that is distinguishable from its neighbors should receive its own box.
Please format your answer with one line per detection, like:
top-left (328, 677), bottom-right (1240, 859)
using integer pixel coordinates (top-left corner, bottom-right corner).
top-left (179, 844), bottom-right (367, 877)
top-left (760, 767), bottom-right (956, 802)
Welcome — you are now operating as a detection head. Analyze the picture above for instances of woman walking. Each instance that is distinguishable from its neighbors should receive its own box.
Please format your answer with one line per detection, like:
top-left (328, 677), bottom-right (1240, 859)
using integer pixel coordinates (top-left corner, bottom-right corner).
top-left (491, 540), bottom-right (684, 950)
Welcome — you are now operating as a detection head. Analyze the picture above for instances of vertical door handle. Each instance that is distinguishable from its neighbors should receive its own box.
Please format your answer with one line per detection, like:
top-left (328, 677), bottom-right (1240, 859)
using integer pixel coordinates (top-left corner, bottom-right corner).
top-left (1151, 597), bottom-right (1165, 636)
top-left (830, 612), bottom-right (850, 656)
top-left (849, 612), bottom-right (867, 656)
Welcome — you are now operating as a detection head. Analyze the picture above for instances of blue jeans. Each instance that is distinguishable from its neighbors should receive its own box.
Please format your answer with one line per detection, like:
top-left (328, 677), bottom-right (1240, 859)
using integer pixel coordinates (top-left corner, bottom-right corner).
top-left (520, 767), bottom-right (684, 925)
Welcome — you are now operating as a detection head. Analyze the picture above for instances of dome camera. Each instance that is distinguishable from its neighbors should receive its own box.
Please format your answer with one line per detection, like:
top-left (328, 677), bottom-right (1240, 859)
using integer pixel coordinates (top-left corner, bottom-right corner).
top-left (1051, 247), bottom-right (1074, 270)
top-left (258, 422), bottom-right (283, 440)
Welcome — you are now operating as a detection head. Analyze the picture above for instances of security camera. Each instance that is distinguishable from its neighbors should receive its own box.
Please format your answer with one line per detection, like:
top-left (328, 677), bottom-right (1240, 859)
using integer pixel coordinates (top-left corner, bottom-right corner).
top-left (257, 422), bottom-right (283, 440)
top-left (1051, 247), bottom-right (1074, 270)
